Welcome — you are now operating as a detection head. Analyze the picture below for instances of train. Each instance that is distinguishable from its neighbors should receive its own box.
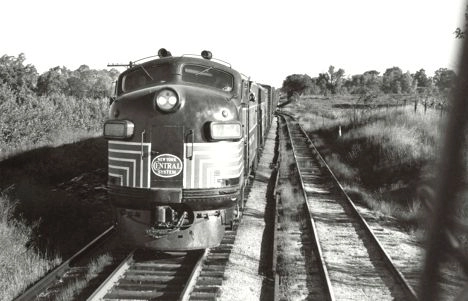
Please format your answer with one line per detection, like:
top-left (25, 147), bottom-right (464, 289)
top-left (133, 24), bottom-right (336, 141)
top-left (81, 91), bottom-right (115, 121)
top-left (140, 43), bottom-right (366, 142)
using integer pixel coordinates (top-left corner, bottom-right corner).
top-left (103, 49), bottom-right (279, 250)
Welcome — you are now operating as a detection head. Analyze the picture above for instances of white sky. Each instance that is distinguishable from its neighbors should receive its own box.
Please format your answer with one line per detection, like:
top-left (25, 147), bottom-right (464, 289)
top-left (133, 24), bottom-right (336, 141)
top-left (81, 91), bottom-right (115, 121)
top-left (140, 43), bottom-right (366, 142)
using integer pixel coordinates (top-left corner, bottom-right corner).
top-left (1, 0), bottom-right (465, 87)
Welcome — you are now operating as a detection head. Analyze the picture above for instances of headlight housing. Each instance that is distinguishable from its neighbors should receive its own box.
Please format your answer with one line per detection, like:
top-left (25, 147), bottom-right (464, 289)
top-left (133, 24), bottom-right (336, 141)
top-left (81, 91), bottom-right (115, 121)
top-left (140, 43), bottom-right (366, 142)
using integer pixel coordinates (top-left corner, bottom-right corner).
top-left (154, 89), bottom-right (179, 112)
top-left (209, 121), bottom-right (242, 140)
top-left (104, 120), bottom-right (134, 139)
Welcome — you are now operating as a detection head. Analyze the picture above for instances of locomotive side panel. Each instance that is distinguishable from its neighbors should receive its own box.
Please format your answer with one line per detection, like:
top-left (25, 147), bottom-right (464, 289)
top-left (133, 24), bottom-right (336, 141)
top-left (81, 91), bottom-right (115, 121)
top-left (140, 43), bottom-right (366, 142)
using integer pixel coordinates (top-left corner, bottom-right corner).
top-left (258, 85), bottom-right (268, 147)
top-left (248, 82), bottom-right (260, 170)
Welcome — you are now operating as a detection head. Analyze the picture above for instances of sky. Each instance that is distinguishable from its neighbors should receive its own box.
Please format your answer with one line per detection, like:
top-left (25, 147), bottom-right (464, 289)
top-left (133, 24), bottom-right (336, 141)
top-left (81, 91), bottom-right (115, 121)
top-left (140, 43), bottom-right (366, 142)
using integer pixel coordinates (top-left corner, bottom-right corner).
top-left (1, 0), bottom-right (466, 87)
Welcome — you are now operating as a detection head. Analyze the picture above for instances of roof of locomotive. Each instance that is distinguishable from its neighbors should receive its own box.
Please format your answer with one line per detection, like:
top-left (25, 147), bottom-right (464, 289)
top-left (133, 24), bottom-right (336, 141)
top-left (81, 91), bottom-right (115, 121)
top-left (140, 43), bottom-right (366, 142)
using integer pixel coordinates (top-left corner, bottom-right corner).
top-left (120, 55), bottom-right (242, 79)
top-left (115, 55), bottom-right (244, 96)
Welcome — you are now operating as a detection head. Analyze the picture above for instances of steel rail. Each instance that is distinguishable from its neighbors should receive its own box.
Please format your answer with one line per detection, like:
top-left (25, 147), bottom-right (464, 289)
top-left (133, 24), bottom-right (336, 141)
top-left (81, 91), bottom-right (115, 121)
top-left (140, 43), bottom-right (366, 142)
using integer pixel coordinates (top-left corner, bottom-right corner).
top-left (280, 114), bottom-right (335, 301)
top-left (179, 249), bottom-right (208, 301)
top-left (282, 112), bottom-right (418, 300)
top-left (86, 249), bottom-right (135, 301)
top-left (15, 225), bottom-right (115, 301)
top-left (272, 118), bottom-right (281, 301)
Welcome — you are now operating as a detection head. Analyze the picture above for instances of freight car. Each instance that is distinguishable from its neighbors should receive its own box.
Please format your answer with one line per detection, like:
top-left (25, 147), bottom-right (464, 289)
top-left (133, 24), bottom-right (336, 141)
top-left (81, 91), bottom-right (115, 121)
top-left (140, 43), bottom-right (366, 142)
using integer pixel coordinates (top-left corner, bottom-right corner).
top-left (103, 49), bottom-right (278, 250)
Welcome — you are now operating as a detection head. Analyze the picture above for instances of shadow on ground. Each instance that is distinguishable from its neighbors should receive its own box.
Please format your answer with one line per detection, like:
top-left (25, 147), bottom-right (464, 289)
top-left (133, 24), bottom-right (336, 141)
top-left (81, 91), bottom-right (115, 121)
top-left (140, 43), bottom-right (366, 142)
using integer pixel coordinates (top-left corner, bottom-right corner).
top-left (0, 137), bottom-right (113, 258)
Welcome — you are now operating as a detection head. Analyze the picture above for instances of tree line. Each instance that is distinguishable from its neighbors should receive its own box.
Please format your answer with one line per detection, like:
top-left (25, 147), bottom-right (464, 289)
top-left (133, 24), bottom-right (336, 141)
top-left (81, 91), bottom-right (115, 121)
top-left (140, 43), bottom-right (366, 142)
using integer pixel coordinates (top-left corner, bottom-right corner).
top-left (281, 66), bottom-right (457, 106)
top-left (0, 53), bottom-right (118, 100)
top-left (0, 53), bottom-right (117, 153)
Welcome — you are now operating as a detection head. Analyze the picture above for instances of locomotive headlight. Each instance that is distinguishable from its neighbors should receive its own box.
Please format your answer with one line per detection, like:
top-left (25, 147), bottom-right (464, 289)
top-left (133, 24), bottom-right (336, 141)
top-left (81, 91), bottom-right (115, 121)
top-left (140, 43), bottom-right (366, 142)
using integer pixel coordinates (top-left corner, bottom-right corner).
top-left (154, 89), bottom-right (179, 112)
top-left (210, 121), bottom-right (242, 140)
top-left (103, 120), bottom-right (134, 139)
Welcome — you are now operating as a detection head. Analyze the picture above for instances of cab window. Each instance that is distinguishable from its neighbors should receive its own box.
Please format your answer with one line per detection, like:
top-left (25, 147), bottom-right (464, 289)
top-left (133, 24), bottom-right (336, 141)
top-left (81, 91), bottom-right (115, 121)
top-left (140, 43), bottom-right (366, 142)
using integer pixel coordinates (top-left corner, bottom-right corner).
top-left (122, 63), bottom-right (172, 93)
top-left (182, 64), bottom-right (233, 92)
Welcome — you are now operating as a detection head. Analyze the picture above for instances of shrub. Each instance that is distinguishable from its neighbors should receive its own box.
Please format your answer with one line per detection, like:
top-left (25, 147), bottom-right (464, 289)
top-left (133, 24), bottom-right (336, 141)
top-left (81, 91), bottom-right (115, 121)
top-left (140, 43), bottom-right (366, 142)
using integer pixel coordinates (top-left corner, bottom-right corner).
top-left (0, 84), bottom-right (108, 157)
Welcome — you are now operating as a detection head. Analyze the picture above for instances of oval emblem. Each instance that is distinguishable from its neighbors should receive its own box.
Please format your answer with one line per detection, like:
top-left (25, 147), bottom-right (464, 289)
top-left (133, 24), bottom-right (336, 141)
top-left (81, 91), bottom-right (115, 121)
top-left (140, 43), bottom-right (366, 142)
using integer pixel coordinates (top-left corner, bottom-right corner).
top-left (151, 154), bottom-right (183, 178)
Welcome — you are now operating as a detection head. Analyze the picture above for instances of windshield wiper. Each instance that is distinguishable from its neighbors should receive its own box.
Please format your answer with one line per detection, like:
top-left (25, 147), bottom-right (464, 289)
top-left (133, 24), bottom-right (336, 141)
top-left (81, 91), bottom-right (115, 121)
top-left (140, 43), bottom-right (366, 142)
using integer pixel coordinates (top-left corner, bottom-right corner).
top-left (138, 65), bottom-right (153, 81)
top-left (195, 66), bottom-right (213, 76)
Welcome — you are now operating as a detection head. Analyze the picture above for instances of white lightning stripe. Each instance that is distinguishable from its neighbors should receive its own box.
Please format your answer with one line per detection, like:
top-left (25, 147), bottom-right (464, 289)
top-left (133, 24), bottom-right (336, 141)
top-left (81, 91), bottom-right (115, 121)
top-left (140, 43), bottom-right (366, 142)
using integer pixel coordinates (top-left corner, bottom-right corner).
top-left (109, 165), bottom-right (130, 186)
top-left (109, 141), bottom-right (151, 146)
top-left (183, 140), bottom-right (186, 188)
top-left (207, 167), bottom-right (214, 187)
top-left (108, 140), bottom-right (151, 188)
top-left (109, 157), bottom-right (137, 163)
top-left (109, 173), bottom-right (123, 185)
top-left (147, 153), bottom-right (151, 188)
top-left (191, 160), bottom-right (195, 188)
top-left (109, 158), bottom-right (135, 187)
top-left (199, 158), bottom-right (210, 187)
top-left (109, 149), bottom-right (142, 154)
top-left (221, 168), bottom-right (244, 177)
top-left (191, 151), bottom-right (242, 162)
top-left (183, 141), bottom-right (245, 189)
top-left (190, 139), bottom-right (244, 147)
top-left (140, 157), bottom-right (143, 188)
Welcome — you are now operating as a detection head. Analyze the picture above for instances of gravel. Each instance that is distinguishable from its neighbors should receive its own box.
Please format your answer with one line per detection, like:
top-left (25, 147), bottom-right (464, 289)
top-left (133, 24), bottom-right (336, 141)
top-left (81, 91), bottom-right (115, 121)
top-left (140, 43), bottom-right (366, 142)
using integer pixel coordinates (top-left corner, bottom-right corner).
top-left (218, 119), bottom-right (278, 301)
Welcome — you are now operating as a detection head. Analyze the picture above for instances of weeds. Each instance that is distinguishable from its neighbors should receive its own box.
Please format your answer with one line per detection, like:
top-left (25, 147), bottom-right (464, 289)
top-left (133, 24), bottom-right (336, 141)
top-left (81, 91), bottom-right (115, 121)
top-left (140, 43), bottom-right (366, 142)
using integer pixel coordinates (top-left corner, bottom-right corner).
top-left (0, 195), bottom-right (61, 301)
top-left (53, 253), bottom-right (113, 301)
top-left (291, 94), bottom-right (450, 229)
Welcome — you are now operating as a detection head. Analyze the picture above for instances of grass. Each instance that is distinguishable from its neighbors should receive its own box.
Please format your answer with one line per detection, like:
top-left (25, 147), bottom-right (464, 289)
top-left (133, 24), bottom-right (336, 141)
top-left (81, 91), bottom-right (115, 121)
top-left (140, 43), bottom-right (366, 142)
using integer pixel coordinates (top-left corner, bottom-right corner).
top-left (286, 94), bottom-right (457, 230)
top-left (0, 195), bottom-right (61, 301)
top-left (53, 253), bottom-right (113, 301)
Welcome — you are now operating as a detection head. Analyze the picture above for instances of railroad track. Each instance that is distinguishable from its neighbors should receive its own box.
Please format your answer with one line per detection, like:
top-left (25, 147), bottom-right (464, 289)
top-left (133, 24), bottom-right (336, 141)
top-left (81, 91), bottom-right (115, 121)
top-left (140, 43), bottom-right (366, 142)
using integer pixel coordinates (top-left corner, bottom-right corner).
top-left (276, 113), bottom-right (418, 300)
top-left (15, 221), bottom-right (239, 301)
top-left (86, 230), bottom-right (238, 300)
top-left (15, 226), bottom-right (117, 301)
top-left (87, 249), bottom-right (206, 300)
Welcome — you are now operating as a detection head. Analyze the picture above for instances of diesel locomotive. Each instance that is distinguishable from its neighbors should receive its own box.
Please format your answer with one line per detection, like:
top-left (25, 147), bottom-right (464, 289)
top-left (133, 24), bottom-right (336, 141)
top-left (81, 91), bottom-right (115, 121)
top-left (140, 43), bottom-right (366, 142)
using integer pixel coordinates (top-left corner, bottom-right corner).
top-left (103, 49), bottom-right (278, 250)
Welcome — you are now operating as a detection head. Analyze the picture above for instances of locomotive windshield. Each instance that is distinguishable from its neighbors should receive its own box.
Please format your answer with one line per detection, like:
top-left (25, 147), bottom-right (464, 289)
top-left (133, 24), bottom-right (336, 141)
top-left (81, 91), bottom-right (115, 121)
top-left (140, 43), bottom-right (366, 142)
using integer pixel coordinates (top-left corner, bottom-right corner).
top-left (122, 63), bottom-right (172, 92)
top-left (182, 64), bottom-right (233, 92)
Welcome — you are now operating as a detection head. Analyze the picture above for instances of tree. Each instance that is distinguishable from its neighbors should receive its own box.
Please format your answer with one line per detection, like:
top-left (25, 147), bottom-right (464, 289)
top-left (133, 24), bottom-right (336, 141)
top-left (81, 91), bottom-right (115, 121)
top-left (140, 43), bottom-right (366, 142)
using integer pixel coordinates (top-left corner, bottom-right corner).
top-left (382, 67), bottom-right (403, 93)
top-left (381, 67), bottom-right (415, 94)
top-left (281, 74), bottom-right (313, 98)
top-left (64, 65), bottom-right (118, 98)
top-left (362, 70), bottom-right (382, 93)
top-left (317, 73), bottom-right (330, 95)
top-left (413, 69), bottom-right (431, 89)
top-left (37, 66), bottom-right (69, 95)
top-left (0, 53), bottom-right (38, 93)
top-left (433, 68), bottom-right (456, 93)
top-left (327, 65), bottom-right (345, 94)
top-left (400, 71), bottom-right (415, 94)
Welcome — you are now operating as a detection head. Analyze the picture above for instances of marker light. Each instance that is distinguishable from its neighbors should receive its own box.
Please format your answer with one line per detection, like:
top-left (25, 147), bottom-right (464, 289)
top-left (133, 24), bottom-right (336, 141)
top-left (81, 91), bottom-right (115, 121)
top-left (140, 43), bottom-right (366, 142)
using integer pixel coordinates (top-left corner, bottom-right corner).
top-left (155, 89), bottom-right (179, 112)
top-left (210, 121), bottom-right (242, 140)
top-left (201, 50), bottom-right (212, 60)
top-left (158, 48), bottom-right (172, 57)
top-left (104, 120), bottom-right (134, 139)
